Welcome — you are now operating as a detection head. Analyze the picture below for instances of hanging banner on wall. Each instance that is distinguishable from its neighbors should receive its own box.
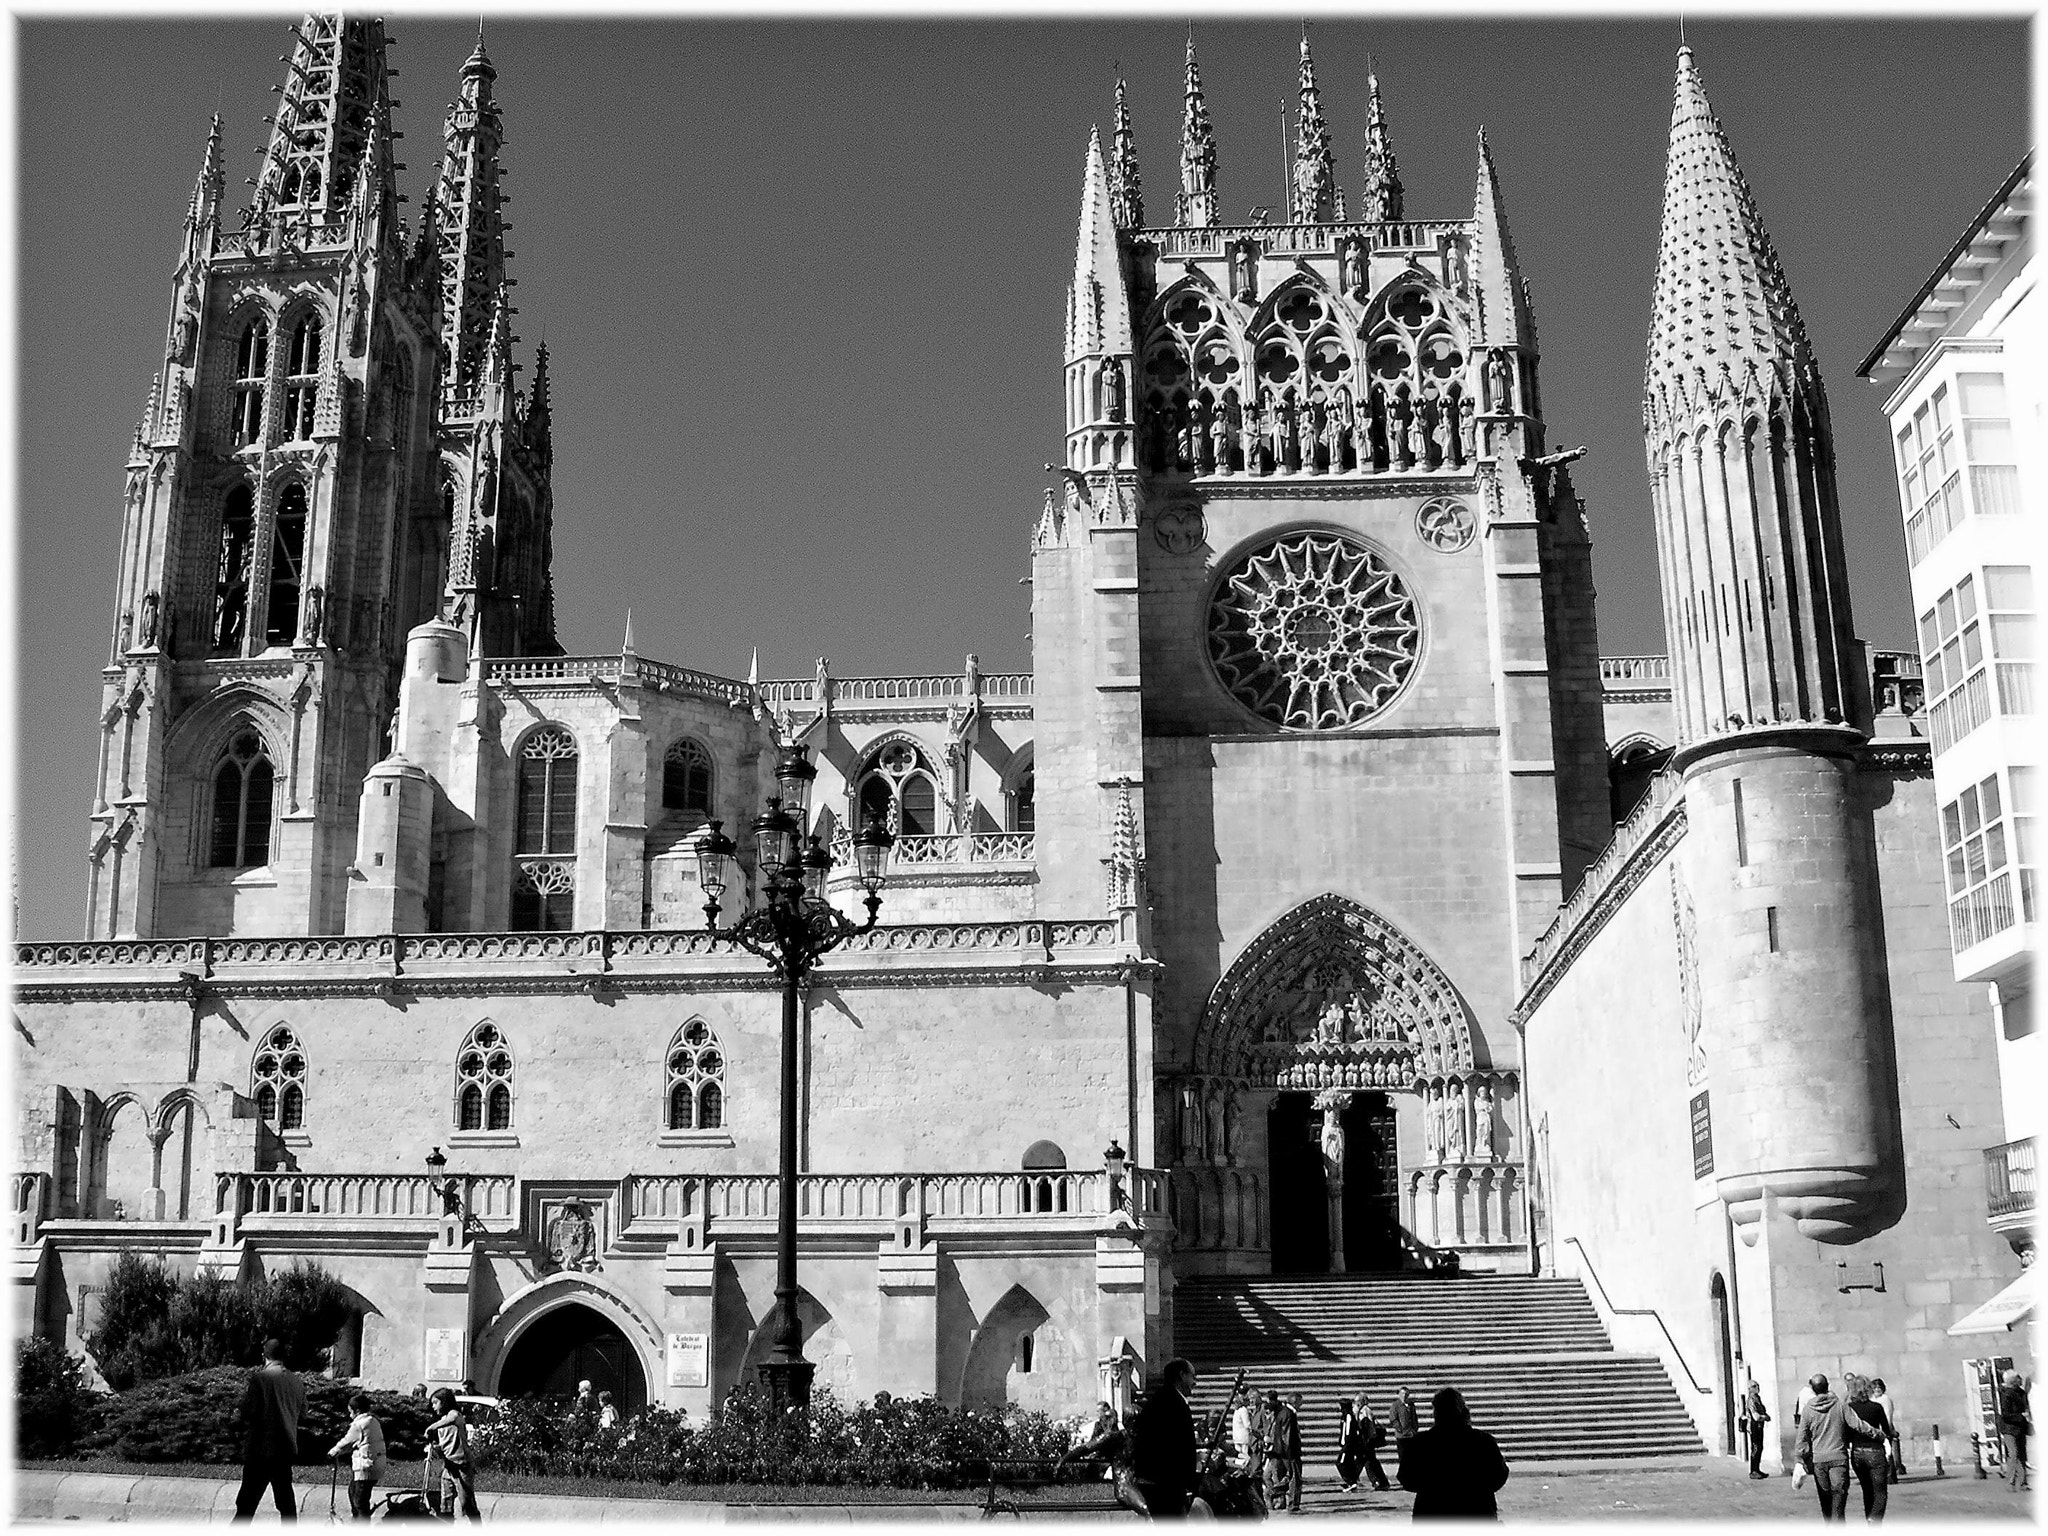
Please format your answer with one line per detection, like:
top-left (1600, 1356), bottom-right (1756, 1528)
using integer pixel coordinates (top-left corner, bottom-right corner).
top-left (1690, 1091), bottom-right (1714, 1179)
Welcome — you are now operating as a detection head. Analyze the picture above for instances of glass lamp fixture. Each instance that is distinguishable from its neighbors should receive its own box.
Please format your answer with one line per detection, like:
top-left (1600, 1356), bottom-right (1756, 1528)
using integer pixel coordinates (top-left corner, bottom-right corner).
top-left (774, 744), bottom-right (818, 825)
top-left (800, 836), bottom-right (833, 903)
top-left (752, 799), bottom-right (799, 875)
top-left (851, 815), bottom-right (895, 897)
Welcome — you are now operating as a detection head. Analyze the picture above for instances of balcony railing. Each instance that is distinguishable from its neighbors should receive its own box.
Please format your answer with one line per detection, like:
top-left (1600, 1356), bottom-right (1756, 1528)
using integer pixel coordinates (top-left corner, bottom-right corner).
top-left (1986, 1138), bottom-right (2036, 1221)
top-left (829, 831), bottom-right (1034, 869)
top-left (1599, 655), bottom-right (1673, 685)
top-left (219, 1172), bottom-right (522, 1227)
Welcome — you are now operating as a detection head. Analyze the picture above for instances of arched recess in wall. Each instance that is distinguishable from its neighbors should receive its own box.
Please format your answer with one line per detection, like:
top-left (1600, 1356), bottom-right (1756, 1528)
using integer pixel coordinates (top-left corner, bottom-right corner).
top-left (958, 1284), bottom-right (1054, 1411)
top-left (1609, 734), bottom-right (1673, 825)
top-left (737, 1288), bottom-right (855, 1401)
top-left (94, 1096), bottom-right (155, 1221)
top-left (154, 1091), bottom-right (206, 1221)
top-left (471, 1271), bottom-right (665, 1408)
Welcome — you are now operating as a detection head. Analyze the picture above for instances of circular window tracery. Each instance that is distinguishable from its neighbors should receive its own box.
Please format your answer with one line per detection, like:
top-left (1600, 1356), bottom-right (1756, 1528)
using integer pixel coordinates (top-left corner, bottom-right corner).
top-left (1208, 531), bottom-right (1422, 731)
top-left (1416, 498), bottom-right (1477, 553)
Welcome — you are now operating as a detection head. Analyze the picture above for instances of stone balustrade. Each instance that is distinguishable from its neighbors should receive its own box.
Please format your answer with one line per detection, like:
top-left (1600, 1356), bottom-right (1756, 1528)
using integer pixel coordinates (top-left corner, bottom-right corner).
top-left (828, 831), bottom-right (1035, 871)
top-left (1517, 770), bottom-right (1686, 995)
top-left (1149, 218), bottom-right (1470, 259)
top-left (1598, 654), bottom-right (1673, 685)
top-left (219, 1171), bottom-right (521, 1228)
top-left (484, 655), bottom-right (754, 709)
top-left (756, 672), bottom-right (1032, 706)
top-left (1406, 1161), bottom-right (1525, 1250)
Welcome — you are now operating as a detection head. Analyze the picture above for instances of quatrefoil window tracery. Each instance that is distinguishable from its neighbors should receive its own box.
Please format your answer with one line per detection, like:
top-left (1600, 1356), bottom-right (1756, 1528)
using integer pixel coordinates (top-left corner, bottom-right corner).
top-left (1165, 293), bottom-right (1216, 335)
top-left (456, 1021), bottom-right (514, 1132)
top-left (251, 1023), bottom-right (307, 1130)
top-left (1208, 531), bottom-right (1422, 731)
top-left (667, 1020), bottom-right (727, 1131)
top-left (1276, 290), bottom-right (1326, 334)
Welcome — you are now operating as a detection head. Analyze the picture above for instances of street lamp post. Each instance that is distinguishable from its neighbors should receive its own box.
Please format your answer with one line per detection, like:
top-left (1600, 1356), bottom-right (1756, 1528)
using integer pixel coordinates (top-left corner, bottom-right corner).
top-left (695, 743), bottom-right (894, 1415)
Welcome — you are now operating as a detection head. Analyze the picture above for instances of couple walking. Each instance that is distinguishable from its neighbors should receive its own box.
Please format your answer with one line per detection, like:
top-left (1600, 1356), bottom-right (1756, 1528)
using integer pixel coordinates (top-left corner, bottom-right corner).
top-left (1793, 1373), bottom-right (1899, 1522)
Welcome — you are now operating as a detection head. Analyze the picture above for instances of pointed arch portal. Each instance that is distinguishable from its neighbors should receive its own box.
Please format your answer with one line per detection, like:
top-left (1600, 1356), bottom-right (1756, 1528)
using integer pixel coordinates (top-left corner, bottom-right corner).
top-left (1194, 893), bottom-right (1477, 1090)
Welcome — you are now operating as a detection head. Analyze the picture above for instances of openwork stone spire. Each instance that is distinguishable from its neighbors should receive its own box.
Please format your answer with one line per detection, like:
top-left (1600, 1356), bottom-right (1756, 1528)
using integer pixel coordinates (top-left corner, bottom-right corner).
top-left (1176, 34), bottom-right (1218, 228)
top-left (434, 26), bottom-right (509, 407)
top-left (251, 13), bottom-right (392, 220)
top-left (1108, 69), bottom-right (1144, 229)
top-left (1289, 33), bottom-right (1335, 224)
top-left (190, 113), bottom-right (226, 228)
top-left (1357, 68), bottom-right (1403, 221)
top-left (1644, 46), bottom-right (1815, 423)
top-left (1642, 46), bottom-right (1863, 750)
top-left (1471, 129), bottom-right (1536, 356)
top-left (1066, 128), bottom-right (1132, 363)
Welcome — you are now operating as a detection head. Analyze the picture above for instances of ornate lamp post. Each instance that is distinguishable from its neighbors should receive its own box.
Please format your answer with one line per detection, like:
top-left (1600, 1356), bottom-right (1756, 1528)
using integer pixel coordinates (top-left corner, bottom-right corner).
top-left (695, 743), bottom-right (894, 1413)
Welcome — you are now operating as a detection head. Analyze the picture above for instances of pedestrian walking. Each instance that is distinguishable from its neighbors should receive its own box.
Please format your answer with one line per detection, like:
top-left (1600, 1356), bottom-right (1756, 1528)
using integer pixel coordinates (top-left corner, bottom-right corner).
top-left (1277, 1393), bottom-right (1305, 1515)
top-left (1353, 1396), bottom-right (1394, 1491)
top-left (326, 1391), bottom-right (388, 1522)
top-left (1259, 1392), bottom-right (1288, 1511)
top-left (1336, 1396), bottom-right (1368, 1492)
top-left (1390, 1385), bottom-right (1421, 1478)
top-left (1739, 1378), bottom-right (1772, 1478)
top-left (1999, 1369), bottom-right (2031, 1492)
top-left (1131, 1358), bottom-right (1199, 1519)
top-left (1396, 1386), bottom-right (1510, 1520)
top-left (597, 1390), bottom-right (620, 1430)
top-left (427, 1387), bottom-right (482, 1523)
top-left (1230, 1393), bottom-right (1257, 1471)
top-left (231, 1338), bottom-right (306, 1523)
top-left (1843, 1376), bottom-right (1895, 1523)
top-left (1794, 1373), bottom-right (1885, 1521)
top-left (1869, 1378), bottom-right (1902, 1481)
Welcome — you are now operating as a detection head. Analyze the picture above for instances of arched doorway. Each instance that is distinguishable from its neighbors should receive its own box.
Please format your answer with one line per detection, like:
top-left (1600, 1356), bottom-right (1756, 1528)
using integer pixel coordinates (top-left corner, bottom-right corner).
top-left (1268, 1091), bottom-right (1402, 1273)
top-left (498, 1303), bottom-right (647, 1414)
top-left (1709, 1273), bottom-right (1735, 1456)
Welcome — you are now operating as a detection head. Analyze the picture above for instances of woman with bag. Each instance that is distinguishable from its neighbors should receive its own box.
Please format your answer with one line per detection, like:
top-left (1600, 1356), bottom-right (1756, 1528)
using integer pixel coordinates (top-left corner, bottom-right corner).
top-left (1738, 1379), bottom-right (1771, 1479)
top-left (1336, 1398), bottom-right (1369, 1492)
top-left (1356, 1396), bottom-right (1393, 1492)
top-left (1844, 1375), bottom-right (1898, 1522)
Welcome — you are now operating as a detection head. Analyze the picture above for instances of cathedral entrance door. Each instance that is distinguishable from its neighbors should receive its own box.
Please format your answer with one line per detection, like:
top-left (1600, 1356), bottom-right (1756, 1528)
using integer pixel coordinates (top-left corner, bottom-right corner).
top-left (498, 1303), bottom-right (647, 1413)
top-left (1268, 1093), bottom-right (1329, 1273)
top-left (1340, 1093), bottom-right (1402, 1272)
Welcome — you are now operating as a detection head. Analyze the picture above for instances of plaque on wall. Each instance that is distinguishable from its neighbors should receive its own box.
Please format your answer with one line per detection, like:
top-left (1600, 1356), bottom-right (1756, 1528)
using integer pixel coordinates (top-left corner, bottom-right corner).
top-left (1690, 1091), bottom-right (1714, 1179)
top-left (667, 1332), bottom-right (709, 1388)
top-left (424, 1327), bottom-right (466, 1381)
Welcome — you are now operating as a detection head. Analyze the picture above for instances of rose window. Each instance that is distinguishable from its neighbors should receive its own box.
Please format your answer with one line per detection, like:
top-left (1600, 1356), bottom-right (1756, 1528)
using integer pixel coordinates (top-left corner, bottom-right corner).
top-left (1208, 531), bottom-right (1422, 731)
top-left (1416, 498), bottom-right (1477, 553)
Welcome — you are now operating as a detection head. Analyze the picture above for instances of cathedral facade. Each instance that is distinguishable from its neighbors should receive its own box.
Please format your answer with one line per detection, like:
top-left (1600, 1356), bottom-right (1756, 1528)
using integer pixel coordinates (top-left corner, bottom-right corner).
top-left (14, 20), bottom-right (2028, 1452)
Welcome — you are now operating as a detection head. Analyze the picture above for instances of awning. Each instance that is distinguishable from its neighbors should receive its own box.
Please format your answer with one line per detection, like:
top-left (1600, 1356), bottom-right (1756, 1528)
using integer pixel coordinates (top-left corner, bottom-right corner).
top-left (1948, 1269), bottom-right (2039, 1335)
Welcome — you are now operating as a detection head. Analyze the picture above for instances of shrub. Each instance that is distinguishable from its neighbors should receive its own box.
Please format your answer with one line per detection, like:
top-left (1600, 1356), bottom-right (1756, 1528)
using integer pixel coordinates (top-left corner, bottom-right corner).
top-left (82, 1256), bottom-right (355, 1388)
top-left (83, 1367), bottom-right (438, 1465)
top-left (14, 1337), bottom-right (102, 1459)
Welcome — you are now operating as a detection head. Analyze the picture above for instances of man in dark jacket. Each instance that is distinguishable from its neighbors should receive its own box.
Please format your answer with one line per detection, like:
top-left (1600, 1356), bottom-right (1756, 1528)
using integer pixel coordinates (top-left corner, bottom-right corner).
top-left (1132, 1358), bottom-right (1199, 1519)
top-left (2000, 1369), bottom-right (2032, 1491)
top-left (1390, 1386), bottom-right (1422, 1475)
top-left (232, 1338), bottom-right (307, 1522)
top-left (1794, 1373), bottom-right (1883, 1520)
top-left (1397, 1387), bottom-right (1510, 1520)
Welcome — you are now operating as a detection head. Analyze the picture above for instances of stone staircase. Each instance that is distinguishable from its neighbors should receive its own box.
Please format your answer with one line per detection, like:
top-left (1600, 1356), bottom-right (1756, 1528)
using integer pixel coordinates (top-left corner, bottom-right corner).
top-left (1178, 1273), bottom-right (1708, 1463)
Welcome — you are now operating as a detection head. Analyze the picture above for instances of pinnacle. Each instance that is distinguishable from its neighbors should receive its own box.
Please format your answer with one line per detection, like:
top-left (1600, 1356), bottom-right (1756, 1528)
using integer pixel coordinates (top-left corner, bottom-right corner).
top-left (1645, 45), bottom-right (1810, 414)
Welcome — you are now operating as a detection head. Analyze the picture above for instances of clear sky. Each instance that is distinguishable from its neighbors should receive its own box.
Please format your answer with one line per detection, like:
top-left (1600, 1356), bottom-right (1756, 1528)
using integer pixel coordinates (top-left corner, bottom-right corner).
top-left (12, 13), bottom-right (2030, 938)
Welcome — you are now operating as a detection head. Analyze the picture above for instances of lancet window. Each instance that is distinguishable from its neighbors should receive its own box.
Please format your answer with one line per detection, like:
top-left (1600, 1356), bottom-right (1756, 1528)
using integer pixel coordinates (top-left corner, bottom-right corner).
top-left (264, 483), bottom-right (309, 647)
top-left (455, 1021), bottom-right (514, 1132)
top-left (251, 1023), bottom-right (307, 1131)
top-left (1361, 285), bottom-right (1472, 473)
top-left (666, 1020), bottom-right (727, 1131)
top-left (855, 742), bottom-right (938, 839)
top-left (213, 484), bottom-right (256, 653)
top-left (232, 321), bottom-right (269, 446)
top-left (662, 737), bottom-right (715, 825)
top-left (209, 728), bottom-right (275, 869)
top-left (512, 726), bottom-right (578, 930)
top-left (282, 316), bottom-right (321, 441)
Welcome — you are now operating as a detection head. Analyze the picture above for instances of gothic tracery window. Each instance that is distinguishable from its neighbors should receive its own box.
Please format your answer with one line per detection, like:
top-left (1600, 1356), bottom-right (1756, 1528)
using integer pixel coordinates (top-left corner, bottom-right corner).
top-left (233, 320), bottom-right (269, 446)
top-left (662, 737), bottom-right (714, 825)
top-left (282, 315), bottom-right (321, 441)
top-left (1010, 770), bottom-right (1036, 834)
top-left (855, 742), bottom-right (937, 838)
top-left (455, 1021), bottom-right (514, 1132)
top-left (251, 1023), bottom-right (308, 1130)
top-left (666, 1020), bottom-right (727, 1131)
top-left (512, 726), bottom-right (578, 930)
top-left (1208, 530), bottom-right (1422, 731)
top-left (213, 484), bottom-right (256, 653)
top-left (209, 728), bottom-right (276, 869)
top-left (265, 484), bottom-right (309, 647)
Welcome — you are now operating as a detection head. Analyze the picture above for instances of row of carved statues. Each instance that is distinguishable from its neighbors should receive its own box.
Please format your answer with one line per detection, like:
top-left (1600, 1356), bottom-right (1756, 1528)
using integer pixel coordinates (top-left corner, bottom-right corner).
top-left (1173, 1071), bottom-right (1517, 1171)
top-left (1142, 383), bottom-right (1478, 477)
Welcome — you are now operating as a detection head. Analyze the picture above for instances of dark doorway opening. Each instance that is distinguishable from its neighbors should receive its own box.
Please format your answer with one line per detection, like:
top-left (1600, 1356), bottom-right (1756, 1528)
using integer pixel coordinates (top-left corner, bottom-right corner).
top-left (1341, 1093), bottom-right (1403, 1272)
top-left (1710, 1273), bottom-right (1736, 1456)
top-left (1268, 1093), bottom-right (1326, 1274)
top-left (498, 1304), bottom-right (647, 1413)
top-left (1267, 1091), bottom-right (1404, 1273)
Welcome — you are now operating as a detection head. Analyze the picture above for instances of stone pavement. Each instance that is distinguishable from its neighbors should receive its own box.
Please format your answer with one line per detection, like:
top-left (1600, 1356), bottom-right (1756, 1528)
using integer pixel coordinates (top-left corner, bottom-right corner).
top-left (14, 1458), bottom-right (2039, 1523)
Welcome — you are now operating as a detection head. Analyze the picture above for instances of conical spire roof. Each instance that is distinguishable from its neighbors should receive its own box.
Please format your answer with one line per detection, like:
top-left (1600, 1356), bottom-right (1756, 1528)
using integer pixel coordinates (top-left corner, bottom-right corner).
top-left (1068, 127), bottom-right (1132, 361)
top-left (1358, 68), bottom-right (1403, 222)
top-left (1109, 69), bottom-right (1144, 229)
top-left (1290, 32), bottom-right (1335, 223)
top-left (252, 13), bottom-right (393, 220)
top-left (1645, 47), bottom-right (1813, 413)
top-left (434, 23), bottom-right (510, 407)
top-left (1177, 33), bottom-right (1217, 228)
top-left (1471, 129), bottom-right (1535, 352)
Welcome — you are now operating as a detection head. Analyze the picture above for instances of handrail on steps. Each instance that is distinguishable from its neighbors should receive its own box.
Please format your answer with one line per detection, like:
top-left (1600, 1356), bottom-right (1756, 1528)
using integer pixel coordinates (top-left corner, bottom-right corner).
top-left (1563, 1236), bottom-right (1712, 1396)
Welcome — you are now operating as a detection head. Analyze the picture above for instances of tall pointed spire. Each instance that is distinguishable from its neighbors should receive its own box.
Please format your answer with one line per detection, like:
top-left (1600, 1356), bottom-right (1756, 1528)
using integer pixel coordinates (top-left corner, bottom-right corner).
top-left (1108, 68), bottom-right (1144, 229)
top-left (1642, 45), bottom-right (1863, 750)
top-left (1289, 30), bottom-right (1334, 224)
top-left (1176, 32), bottom-right (1218, 228)
top-left (1644, 46), bottom-right (1815, 418)
top-left (520, 340), bottom-right (553, 466)
top-left (1068, 128), bottom-right (1132, 362)
top-left (434, 23), bottom-right (509, 407)
top-left (1358, 67), bottom-right (1403, 221)
top-left (1471, 128), bottom-right (1536, 357)
top-left (190, 112), bottom-right (226, 227)
top-left (251, 14), bottom-right (393, 221)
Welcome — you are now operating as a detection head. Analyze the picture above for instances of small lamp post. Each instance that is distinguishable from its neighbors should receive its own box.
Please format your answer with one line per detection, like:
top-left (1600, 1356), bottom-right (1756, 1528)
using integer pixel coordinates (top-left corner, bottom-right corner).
top-left (425, 1145), bottom-right (460, 1218)
top-left (695, 743), bottom-right (894, 1413)
top-left (1104, 1140), bottom-right (1128, 1212)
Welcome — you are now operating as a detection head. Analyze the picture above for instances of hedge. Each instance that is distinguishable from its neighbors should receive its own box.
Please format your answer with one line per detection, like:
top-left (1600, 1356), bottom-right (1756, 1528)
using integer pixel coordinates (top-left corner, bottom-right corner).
top-left (82, 1368), bottom-right (437, 1465)
top-left (14, 1338), bottom-right (100, 1459)
top-left (85, 1254), bottom-right (358, 1390)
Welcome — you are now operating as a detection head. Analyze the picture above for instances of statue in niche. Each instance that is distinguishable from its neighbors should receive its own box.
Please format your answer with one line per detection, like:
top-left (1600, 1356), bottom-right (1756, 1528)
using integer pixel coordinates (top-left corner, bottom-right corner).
top-left (1406, 404), bottom-right (1428, 467)
top-left (1181, 1083), bottom-right (1204, 1160)
top-left (302, 586), bottom-right (325, 646)
top-left (1205, 1086), bottom-right (1226, 1165)
top-left (1446, 1091), bottom-right (1469, 1163)
top-left (1210, 397), bottom-right (1235, 472)
top-left (1320, 399), bottom-right (1344, 472)
top-left (1315, 998), bottom-right (1347, 1046)
top-left (1103, 358), bottom-right (1127, 422)
top-left (1474, 1083), bottom-right (1498, 1160)
top-left (1313, 1090), bottom-right (1348, 1184)
top-left (1487, 348), bottom-right (1514, 413)
top-left (1433, 399), bottom-right (1455, 465)
top-left (138, 592), bottom-right (160, 649)
top-left (1446, 242), bottom-right (1468, 294)
top-left (1221, 1085), bottom-right (1240, 1163)
top-left (117, 610), bottom-right (134, 655)
top-left (172, 306), bottom-right (197, 366)
top-left (1424, 1091), bottom-right (1443, 1163)
top-left (1462, 403), bottom-right (1480, 462)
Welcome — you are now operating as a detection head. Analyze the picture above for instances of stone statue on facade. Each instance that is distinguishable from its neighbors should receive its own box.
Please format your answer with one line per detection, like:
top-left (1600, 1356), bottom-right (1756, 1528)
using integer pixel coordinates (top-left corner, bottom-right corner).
top-left (1445, 1090), bottom-right (1469, 1163)
top-left (1424, 1090), bottom-right (1443, 1163)
top-left (1315, 998), bottom-right (1347, 1046)
top-left (1103, 358), bottom-right (1127, 422)
top-left (1210, 398), bottom-right (1234, 472)
top-left (1474, 1083), bottom-right (1498, 1160)
top-left (302, 585), bottom-right (325, 646)
top-left (1461, 401), bottom-right (1480, 462)
top-left (117, 610), bottom-right (134, 656)
top-left (1487, 348), bottom-right (1514, 413)
top-left (1406, 404), bottom-right (1428, 468)
top-left (137, 592), bottom-right (159, 649)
